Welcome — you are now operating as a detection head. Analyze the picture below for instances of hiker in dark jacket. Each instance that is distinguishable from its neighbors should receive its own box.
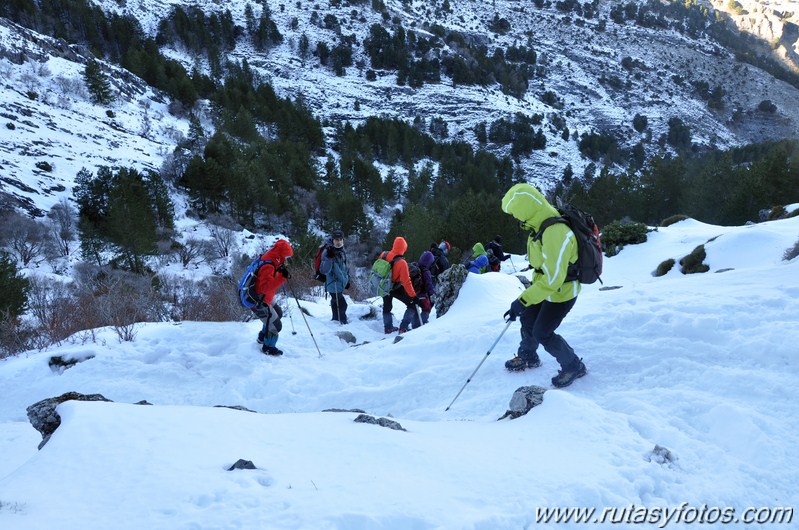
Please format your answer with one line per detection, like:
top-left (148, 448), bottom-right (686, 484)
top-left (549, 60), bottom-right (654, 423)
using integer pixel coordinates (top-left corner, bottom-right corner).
top-left (415, 250), bottom-right (436, 325)
top-left (429, 241), bottom-right (450, 285)
top-left (253, 239), bottom-right (293, 356)
top-left (381, 236), bottom-right (419, 334)
top-left (319, 229), bottom-right (350, 324)
top-left (486, 235), bottom-right (510, 271)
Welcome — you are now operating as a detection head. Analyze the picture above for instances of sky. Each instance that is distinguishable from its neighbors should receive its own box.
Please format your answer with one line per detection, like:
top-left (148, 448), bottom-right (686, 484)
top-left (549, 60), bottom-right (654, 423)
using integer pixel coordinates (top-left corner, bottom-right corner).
top-left (1, 213), bottom-right (798, 529)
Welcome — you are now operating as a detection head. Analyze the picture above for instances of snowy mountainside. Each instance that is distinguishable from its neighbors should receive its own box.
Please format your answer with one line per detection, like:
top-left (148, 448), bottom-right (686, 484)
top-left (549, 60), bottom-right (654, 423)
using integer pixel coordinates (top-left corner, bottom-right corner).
top-left (0, 18), bottom-right (189, 216)
top-left (2, 0), bottom-right (799, 220)
top-left (0, 214), bottom-right (798, 528)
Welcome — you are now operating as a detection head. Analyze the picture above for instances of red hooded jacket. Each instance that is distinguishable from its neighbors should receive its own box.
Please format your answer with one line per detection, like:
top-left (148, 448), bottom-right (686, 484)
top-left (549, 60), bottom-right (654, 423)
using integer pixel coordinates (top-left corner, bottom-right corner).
top-left (254, 239), bottom-right (294, 305)
top-left (384, 236), bottom-right (416, 298)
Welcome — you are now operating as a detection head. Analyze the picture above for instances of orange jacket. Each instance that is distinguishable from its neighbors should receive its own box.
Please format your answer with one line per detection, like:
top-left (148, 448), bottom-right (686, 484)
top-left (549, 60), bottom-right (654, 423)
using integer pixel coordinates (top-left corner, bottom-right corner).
top-left (254, 239), bottom-right (293, 305)
top-left (384, 236), bottom-right (416, 298)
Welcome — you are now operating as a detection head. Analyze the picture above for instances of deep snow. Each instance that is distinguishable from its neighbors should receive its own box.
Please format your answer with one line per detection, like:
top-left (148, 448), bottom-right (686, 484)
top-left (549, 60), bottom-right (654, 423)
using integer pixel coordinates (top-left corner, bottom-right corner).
top-left (1, 215), bottom-right (798, 529)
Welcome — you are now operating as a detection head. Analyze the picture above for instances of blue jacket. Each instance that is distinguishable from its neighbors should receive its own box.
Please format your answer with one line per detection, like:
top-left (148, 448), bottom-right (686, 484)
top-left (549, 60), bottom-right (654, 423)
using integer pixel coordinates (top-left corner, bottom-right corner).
top-left (467, 254), bottom-right (489, 274)
top-left (319, 243), bottom-right (350, 294)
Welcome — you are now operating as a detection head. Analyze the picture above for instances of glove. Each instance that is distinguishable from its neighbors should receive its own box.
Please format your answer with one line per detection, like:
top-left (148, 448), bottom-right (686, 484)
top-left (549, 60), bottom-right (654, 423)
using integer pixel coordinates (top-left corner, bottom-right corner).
top-left (277, 264), bottom-right (291, 279)
top-left (504, 299), bottom-right (526, 322)
top-left (411, 296), bottom-right (420, 306)
top-left (345, 281), bottom-right (351, 290)
top-left (326, 247), bottom-right (336, 258)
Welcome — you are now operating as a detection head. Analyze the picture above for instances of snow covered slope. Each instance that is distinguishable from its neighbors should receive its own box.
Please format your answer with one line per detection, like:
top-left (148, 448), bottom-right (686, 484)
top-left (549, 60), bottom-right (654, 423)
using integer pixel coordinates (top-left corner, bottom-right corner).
top-left (0, 214), bottom-right (797, 529)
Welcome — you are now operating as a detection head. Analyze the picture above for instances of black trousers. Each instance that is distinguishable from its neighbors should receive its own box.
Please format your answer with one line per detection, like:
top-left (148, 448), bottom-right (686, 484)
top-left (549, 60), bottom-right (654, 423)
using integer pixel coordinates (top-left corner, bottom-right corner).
top-left (382, 288), bottom-right (414, 329)
top-left (517, 298), bottom-right (578, 370)
top-left (330, 292), bottom-right (348, 323)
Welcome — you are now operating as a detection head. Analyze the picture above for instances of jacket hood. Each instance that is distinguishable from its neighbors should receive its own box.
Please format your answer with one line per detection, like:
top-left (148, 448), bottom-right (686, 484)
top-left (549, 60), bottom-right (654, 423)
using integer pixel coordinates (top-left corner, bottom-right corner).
top-left (391, 236), bottom-right (408, 256)
top-left (264, 239), bottom-right (293, 265)
top-left (418, 250), bottom-right (435, 268)
top-left (501, 183), bottom-right (559, 230)
top-left (472, 242), bottom-right (486, 257)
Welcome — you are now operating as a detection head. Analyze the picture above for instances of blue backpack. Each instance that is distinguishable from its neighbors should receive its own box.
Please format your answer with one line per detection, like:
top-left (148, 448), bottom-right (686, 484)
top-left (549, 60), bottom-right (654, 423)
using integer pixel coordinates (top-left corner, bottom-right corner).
top-left (238, 256), bottom-right (273, 309)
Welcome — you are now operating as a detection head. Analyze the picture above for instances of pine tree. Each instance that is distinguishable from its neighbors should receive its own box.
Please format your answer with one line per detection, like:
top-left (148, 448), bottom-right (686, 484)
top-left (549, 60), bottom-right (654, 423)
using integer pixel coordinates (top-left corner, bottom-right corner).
top-left (83, 58), bottom-right (113, 105)
top-left (0, 252), bottom-right (29, 319)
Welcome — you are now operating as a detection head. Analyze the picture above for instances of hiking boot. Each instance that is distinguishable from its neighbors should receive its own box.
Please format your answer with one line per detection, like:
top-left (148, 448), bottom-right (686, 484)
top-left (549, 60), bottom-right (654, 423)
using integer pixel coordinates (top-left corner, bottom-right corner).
top-left (257, 331), bottom-right (265, 345)
top-left (398, 328), bottom-right (409, 334)
top-left (551, 360), bottom-right (587, 388)
top-left (262, 345), bottom-right (284, 356)
top-left (384, 326), bottom-right (399, 334)
top-left (504, 353), bottom-right (541, 372)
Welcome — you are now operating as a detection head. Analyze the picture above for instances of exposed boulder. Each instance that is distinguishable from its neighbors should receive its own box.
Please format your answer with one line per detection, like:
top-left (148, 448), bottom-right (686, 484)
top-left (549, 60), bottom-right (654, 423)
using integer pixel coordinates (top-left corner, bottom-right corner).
top-left (26, 392), bottom-right (112, 449)
top-left (48, 353), bottom-right (95, 374)
top-left (228, 459), bottom-right (257, 471)
top-left (648, 444), bottom-right (678, 466)
top-left (353, 414), bottom-right (406, 431)
top-left (214, 405), bottom-right (257, 413)
top-left (434, 264), bottom-right (468, 317)
top-left (335, 330), bottom-right (356, 344)
top-left (497, 385), bottom-right (548, 420)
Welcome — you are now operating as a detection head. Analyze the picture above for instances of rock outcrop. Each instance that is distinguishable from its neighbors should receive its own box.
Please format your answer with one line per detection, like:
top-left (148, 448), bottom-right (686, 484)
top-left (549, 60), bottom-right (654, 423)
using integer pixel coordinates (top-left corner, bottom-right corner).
top-left (26, 392), bottom-right (112, 449)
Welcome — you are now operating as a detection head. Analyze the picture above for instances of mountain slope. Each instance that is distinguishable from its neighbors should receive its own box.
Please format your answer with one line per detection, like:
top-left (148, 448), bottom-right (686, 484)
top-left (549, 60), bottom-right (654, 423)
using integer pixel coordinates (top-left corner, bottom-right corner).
top-left (2, 0), bottom-right (799, 220)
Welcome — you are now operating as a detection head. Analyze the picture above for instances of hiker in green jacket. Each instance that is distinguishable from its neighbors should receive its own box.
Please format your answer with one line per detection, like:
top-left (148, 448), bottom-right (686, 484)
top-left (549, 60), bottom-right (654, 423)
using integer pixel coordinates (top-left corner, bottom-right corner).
top-left (500, 183), bottom-right (587, 388)
top-left (469, 242), bottom-right (490, 273)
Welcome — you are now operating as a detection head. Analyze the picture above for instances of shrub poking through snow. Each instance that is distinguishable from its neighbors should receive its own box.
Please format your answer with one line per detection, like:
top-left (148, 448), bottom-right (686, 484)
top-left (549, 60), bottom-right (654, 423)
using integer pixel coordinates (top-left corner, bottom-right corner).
top-left (654, 258), bottom-right (676, 277)
top-left (660, 214), bottom-right (688, 227)
top-left (784, 238), bottom-right (799, 262)
top-left (679, 245), bottom-right (710, 274)
top-left (602, 220), bottom-right (649, 256)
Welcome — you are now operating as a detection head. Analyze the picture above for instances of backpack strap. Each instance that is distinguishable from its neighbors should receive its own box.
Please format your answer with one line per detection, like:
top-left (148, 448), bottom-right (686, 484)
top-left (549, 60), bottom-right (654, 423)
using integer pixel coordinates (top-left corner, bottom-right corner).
top-left (530, 219), bottom-right (579, 282)
top-left (531, 217), bottom-right (568, 242)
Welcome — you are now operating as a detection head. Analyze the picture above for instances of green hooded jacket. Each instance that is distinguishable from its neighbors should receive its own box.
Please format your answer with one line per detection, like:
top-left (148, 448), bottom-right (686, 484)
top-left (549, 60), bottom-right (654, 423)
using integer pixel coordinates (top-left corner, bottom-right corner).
top-left (501, 183), bottom-right (580, 305)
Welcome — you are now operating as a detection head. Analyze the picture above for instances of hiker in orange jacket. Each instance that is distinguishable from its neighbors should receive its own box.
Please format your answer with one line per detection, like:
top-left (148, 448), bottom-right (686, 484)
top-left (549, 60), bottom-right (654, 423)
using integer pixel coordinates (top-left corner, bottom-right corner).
top-left (381, 236), bottom-right (419, 333)
top-left (253, 239), bottom-right (293, 356)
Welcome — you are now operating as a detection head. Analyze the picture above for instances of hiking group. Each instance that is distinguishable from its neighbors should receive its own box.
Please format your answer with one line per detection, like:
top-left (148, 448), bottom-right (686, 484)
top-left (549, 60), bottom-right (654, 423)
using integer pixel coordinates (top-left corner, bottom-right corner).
top-left (240, 182), bottom-right (597, 388)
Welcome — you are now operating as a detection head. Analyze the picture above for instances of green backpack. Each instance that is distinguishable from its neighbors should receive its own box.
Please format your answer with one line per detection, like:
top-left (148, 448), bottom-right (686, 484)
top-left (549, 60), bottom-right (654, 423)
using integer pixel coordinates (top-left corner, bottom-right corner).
top-left (369, 252), bottom-right (401, 297)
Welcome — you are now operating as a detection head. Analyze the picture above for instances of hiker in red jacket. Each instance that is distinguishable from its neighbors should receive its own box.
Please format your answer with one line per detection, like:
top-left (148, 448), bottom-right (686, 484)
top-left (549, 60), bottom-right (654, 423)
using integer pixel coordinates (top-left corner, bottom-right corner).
top-left (381, 236), bottom-right (419, 333)
top-left (254, 239), bottom-right (293, 356)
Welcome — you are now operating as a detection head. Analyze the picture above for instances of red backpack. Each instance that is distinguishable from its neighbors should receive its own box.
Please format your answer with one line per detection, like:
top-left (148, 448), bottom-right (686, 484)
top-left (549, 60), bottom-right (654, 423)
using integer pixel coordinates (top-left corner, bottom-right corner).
top-left (313, 244), bottom-right (328, 282)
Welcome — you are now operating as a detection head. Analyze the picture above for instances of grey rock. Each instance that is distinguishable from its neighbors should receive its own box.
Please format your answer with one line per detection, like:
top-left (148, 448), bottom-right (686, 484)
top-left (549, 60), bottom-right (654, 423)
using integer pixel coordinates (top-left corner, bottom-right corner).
top-left (26, 392), bottom-right (112, 449)
top-left (648, 444), bottom-right (678, 466)
top-left (353, 414), bottom-right (406, 431)
top-left (335, 330), bottom-right (357, 344)
top-left (498, 385), bottom-right (548, 420)
top-left (214, 405), bottom-right (257, 413)
top-left (358, 306), bottom-right (379, 320)
top-left (48, 354), bottom-right (95, 374)
top-left (228, 459), bottom-right (257, 470)
top-left (434, 264), bottom-right (469, 317)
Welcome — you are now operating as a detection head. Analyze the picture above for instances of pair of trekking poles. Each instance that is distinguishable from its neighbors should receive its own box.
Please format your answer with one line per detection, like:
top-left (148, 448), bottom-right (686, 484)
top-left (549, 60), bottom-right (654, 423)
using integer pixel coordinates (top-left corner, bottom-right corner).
top-left (281, 279), bottom-right (324, 359)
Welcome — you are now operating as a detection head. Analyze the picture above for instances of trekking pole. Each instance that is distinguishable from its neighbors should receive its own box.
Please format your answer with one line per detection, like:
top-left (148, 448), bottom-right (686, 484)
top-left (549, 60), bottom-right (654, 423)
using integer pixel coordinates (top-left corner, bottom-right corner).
top-left (445, 320), bottom-right (513, 412)
top-left (282, 285), bottom-right (297, 335)
top-left (285, 278), bottom-right (324, 358)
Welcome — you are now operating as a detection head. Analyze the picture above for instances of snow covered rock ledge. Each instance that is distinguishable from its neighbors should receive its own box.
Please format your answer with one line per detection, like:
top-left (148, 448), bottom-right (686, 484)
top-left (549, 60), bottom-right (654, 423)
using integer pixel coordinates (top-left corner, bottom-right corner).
top-left (26, 392), bottom-right (112, 449)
